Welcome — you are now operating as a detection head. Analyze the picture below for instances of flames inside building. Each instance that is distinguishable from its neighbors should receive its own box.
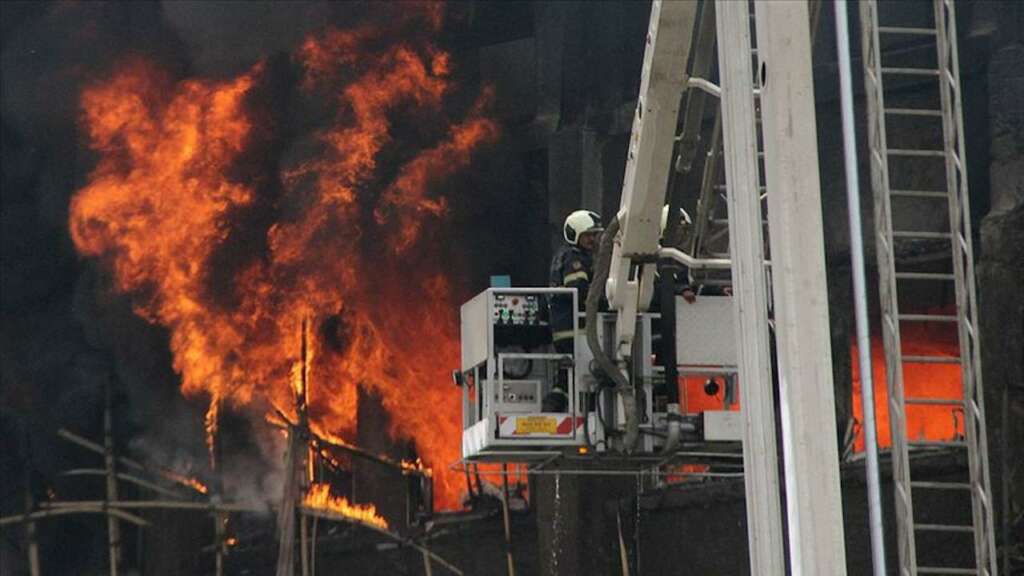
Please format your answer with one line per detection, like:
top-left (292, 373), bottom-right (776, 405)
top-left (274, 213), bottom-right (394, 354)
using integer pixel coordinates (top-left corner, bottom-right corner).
top-left (1, 1), bottom-right (1021, 575)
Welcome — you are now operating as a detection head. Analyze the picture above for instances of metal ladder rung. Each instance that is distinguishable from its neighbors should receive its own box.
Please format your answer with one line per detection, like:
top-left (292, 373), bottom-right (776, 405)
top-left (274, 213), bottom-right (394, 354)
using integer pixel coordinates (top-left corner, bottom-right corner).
top-left (878, 26), bottom-right (938, 35)
top-left (915, 523), bottom-right (974, 533)
top-left (892, 230), bottom-right (952, 240)
top-left (910, 481), bottom-right (972, 490)
top-left (895, 272), bottom-right (955, 281)
top-left (712, 219), bottom-right (768, 227)
top-left (888, 149), bottom-right (946, 158)
top-left (903, 354), bottom-right (961, 364)
top-left (890, 189), bottom-right (947, 199)
top-left (917, 568), bottom-right (978, 575)
top-left (881, 66), bottom-right (941, 76)
top-left (885, 107), bottom-right (943, 117)
top-left (898, 313), bottom-right (958, 323)
top-left (908, 439), bottom-right (966, 448)
top-left (905, 396), bottom-right (963, 406)
top-left (688, 77), bottom-right (721, 97)
top-left (714, 185), bottom-right (765, 192)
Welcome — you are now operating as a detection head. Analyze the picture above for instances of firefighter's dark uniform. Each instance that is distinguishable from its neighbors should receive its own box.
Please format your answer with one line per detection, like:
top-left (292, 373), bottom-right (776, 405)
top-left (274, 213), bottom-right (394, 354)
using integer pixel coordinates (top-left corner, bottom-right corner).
top-left (544, 244), bottom-right (593, 411)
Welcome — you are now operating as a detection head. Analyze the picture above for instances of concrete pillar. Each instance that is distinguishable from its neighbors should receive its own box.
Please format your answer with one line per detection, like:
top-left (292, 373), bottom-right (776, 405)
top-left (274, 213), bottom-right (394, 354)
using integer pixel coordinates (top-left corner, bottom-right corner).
top-left (534, 469), bottom-right (580, 575)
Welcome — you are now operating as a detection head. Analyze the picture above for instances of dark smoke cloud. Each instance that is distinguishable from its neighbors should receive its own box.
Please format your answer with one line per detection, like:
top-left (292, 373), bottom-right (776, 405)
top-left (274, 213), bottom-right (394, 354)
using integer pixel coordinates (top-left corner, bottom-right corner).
top-left (161, 0), bottom-right (333, 78)
top-left (0, 0), bottom-right (299, 521)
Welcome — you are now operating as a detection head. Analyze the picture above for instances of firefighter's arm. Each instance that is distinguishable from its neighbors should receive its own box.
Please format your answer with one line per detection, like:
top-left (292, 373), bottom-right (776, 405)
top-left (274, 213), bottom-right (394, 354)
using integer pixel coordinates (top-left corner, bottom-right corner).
top-left (562, 258), bottom-right (590, 291)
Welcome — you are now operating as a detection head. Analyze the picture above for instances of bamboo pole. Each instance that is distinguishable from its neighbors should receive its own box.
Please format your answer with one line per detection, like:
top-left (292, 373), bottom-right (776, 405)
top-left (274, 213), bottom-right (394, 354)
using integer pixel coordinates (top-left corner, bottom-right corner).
top-left (57, 429), bottom-right (206, 496)
top-left (23, 453), bottom-right (41, 576)
top-left (59, 469), bottom-right (185, 499)
top-left (616, 508), bottom-right (631, 576)
top-left (104, 377), bottom-right (121, 576)
top-left (300, 511), bottom-right (310, 576)
top-left (422, 548), bottom-right (434, 576)
top-left (39, 500), bottom-right (259, 513)
top-left (1, 506), bottom-right (149, 527)
top-left (211, 393), bottom-right (226, 576)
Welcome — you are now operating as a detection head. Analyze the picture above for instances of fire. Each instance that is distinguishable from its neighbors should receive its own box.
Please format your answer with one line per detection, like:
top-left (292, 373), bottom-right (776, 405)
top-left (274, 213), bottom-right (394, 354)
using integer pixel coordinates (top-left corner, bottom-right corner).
top-left (162, 469), bottom-right (209, 495)
top-left (182, 477), bottom-right (209, 495)
top-left (303, 482), bottom-right (388, 530)
top-left (851, 318), bottom-right (964, 452)
top-left (400, 457), bottom-right (433, 478)
top-left (69, 3), bottom-right (497, 510)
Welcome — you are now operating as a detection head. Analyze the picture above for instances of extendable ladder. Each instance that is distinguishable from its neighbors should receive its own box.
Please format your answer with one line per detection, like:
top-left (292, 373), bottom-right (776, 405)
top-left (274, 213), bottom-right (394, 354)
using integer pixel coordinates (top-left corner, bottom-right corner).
top-left (860, 1), bottom-right (998, 574)
top-left (690, 1), bottom-right (821, 261)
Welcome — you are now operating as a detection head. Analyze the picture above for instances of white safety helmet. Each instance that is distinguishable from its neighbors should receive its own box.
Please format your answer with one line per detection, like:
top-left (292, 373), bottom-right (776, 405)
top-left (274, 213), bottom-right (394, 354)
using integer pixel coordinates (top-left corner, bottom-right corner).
top-left (660, 205), bottom-right (692, 234)
top-left (563, 210), bottom-right (603, 246)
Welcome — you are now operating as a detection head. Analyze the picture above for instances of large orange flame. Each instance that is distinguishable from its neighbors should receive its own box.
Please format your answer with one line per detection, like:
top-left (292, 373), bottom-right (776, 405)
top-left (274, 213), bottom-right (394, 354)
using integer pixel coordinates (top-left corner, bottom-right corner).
top-left (303, 482), bottom-right (388, 530)
top-left (852, 319), bottom-right (964, 452)
top-left (69, 5), bottom-right (497, 510)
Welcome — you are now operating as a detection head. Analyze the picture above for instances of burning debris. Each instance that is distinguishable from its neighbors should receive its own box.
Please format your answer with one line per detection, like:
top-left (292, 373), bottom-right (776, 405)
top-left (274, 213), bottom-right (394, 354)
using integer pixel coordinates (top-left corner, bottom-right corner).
top-left (67, 3), bottom-right (497, 510)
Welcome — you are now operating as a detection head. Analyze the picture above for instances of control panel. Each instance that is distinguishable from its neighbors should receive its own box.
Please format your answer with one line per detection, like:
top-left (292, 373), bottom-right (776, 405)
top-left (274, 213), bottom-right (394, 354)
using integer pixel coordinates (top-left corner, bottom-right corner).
top-left (494, 380), bottom-right (542, 412)
top-left (492, 293), bottom-right (542, 326)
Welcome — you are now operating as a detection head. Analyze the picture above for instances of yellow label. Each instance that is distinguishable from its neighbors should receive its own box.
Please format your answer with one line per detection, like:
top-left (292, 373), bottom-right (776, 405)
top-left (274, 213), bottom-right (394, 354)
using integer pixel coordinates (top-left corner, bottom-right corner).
top-left (514, 416), bottom-right (558, 435)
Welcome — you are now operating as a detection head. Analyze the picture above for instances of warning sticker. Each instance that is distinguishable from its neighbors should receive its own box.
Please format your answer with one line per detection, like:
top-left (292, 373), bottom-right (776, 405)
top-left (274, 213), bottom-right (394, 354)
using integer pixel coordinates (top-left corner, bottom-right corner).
top-left (514, 416), bottom-right (558, 435)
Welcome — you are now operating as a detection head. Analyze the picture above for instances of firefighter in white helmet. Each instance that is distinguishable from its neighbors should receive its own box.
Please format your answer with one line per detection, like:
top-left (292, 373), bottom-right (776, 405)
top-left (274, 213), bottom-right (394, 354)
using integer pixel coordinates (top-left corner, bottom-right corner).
top-left (659, 205), bottom-right (696, 303)
top-left (544, 210), bottom-right (603, 412)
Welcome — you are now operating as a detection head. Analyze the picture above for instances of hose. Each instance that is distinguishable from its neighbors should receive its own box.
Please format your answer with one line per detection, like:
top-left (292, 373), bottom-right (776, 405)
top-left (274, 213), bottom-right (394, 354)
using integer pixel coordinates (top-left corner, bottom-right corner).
top-left (585, 217), bottom-right (639, 452)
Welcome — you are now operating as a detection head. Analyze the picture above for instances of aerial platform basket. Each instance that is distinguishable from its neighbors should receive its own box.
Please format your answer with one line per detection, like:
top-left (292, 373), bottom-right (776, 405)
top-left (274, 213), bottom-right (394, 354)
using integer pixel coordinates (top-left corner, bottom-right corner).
top-left (457, 287), bottom-right (741, 462)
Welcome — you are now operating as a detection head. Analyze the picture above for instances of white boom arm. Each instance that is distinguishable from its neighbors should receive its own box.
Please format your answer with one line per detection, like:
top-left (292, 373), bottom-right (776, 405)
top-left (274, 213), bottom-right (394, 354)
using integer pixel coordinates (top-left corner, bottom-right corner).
top-left (607, 0), bottom-right (698, 358)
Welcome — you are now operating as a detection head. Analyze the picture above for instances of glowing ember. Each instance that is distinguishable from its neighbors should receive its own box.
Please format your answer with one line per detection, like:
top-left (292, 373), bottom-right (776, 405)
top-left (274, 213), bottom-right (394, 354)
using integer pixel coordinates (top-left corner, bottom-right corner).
top-left (303, 482), bottom-right (388, 530)
top-left (183, 477), bottom-right (209, 495)
top-left (69, 4), bottom-right (496, 510)
top-left (163, 470), bottom-right (209, 495)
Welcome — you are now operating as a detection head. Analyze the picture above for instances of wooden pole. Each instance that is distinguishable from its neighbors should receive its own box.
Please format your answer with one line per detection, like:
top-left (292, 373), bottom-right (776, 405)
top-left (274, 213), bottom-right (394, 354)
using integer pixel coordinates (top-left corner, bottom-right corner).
top-left (23, 444), bottom-right (41, 576)
top-left (500, 464), bottom-right (515, 576)
top-left (214, 512), bottom-right (225, 576)
top-left (300, 511), bottom-right (310, 576)
top-left (422, 548), bottom-right (434, 576)
top-left (275, 425), bottom-right (298, 576)
top-left (277, 318), bottom-right (310, 576)
top-left (211, 396), bottom-right (226, 576)
top-left (104, 376), bottom-right (121, 576)
top-left (298, 318), bottom-right (311, 576)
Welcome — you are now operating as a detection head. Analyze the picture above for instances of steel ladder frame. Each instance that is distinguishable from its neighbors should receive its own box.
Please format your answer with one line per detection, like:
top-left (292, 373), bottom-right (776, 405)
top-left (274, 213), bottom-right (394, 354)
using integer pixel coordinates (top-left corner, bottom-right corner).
top-left (860, 0), bottom-right (998, 574)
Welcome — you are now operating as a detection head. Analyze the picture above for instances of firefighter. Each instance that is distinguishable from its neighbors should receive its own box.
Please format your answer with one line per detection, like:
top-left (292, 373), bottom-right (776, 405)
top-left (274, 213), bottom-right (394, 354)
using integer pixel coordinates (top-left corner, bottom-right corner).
top-left (658, 205), bottom-right (696, 303)
top-left (544, 209), bottom-right (603, 412)
top-left (657, 205), bottom-right (732, 301)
